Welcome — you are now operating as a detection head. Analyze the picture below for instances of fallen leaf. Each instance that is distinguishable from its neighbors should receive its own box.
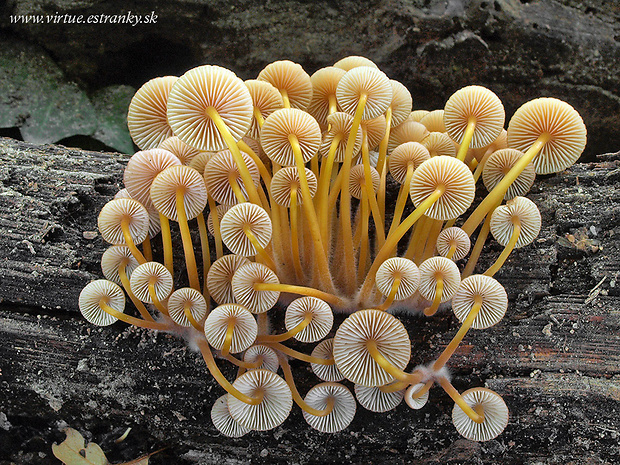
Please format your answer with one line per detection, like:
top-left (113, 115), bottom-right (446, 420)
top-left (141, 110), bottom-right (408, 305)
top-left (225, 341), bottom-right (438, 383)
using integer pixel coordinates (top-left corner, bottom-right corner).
top-left (52, 428), bottom-right (108, 465)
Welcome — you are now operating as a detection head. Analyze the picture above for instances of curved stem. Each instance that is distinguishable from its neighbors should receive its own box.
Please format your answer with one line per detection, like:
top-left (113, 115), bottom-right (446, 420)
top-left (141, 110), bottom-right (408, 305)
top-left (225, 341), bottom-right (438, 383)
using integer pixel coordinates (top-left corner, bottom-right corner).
top-left (422, 219), bottom-right (444, 262)
top-left (99, 299), bottom-right (169, 331)
top-left (222, 352), bottom-right (262, 370)
top-left (257, 313), bottom-right (313, 343)
top-left (456, 118), bottom-right (476, 162)
top-left (243, 226), bottom-right (277, 271)
top-left (158, 214), bottom-right (174, 275)
top-left (205, 107), bottom-right (262, 206)
top-left (439, 376), bottom-right (484, 423)
top-left (280, 89), bottom-right (291, 108)
top-left (228, 175), bottom-right (247, 204)
top-left (120, 219), bottom-right (146, 265)
top-left (118, 262), bottom-right (154, 322)
top-left (328, 94), bottom-right (338, 117)
top-left (484, 222), bottom-right (521, 277)
top-left (176, 190), bottom-right (201, 291)
top-left (142, 234), bottom-right (153, 261)
top-left (433, 297), bottom-right (482, 371)
top-left (462, 199), bottom-right (502, 279)
top-left (366, 340), bottom-right (422, 384)
top-left (280, 355), bottom-right (335, 417)
top-left (208, 196), bottom-right (224, 259)
top-left (253, 107), bottom-right (265, 128)
top-left (461, 134), bottom-right (548, 235)
top-left (183, 302), bottom-right (203, 331)
top-left (220, 319), bottom-right (236, 357)
top-left (148, 280), bottom-right (169, 316)
top-left (253, 282), bottom-right (347, 308)
top-left (238, 139), bottom-right (272, 189)
top-left (378, 275), bottom-right (401, 311)
top-left (196, 337), bottom-right (263, 405)
top-left (387, 164), bottom-right (414, 238)
top-left (267, 342), bottom-right (335, 365)
top-left (423, 276), bottom-right (444, 316)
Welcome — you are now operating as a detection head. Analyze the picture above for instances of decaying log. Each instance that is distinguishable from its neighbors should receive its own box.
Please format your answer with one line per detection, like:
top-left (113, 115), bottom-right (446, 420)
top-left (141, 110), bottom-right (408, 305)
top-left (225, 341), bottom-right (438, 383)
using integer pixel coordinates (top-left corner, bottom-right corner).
top-left (1, 137), bottom-right (619, 464)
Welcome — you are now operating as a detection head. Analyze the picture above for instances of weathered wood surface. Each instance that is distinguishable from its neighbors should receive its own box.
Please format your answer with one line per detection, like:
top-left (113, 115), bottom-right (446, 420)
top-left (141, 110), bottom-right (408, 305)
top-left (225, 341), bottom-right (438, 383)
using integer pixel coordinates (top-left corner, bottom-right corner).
top-left (1, 137), bottom-right (619, 464)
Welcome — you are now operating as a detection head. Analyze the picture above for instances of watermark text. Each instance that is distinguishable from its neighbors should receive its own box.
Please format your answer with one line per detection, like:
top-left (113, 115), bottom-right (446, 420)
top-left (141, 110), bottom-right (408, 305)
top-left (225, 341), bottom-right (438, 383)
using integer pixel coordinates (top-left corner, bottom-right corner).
top-left (9, 11), bottom-right (158, 26)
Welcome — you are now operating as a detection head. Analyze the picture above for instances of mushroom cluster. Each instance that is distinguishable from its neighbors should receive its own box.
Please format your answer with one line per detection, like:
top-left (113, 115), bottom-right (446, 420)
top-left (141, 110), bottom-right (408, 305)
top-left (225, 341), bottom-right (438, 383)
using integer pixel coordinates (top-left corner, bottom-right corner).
top-left (79, 57), bottom-right (587, 440)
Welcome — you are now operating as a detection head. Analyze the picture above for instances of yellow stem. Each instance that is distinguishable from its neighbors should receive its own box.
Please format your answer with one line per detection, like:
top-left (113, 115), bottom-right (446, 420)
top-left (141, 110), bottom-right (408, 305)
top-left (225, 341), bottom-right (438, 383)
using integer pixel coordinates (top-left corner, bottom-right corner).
top-left (176, 189), bottom-right (201, 291)
top-left (99, 299), bottom-right (169, 331)
top-left (267, 342), bottom-right (335, 365)
top-left (183, 301), bottom-right (203, 331)
top-left (484, 222), bottom-right (521, 277)
top-left (159, 214), bottom-right (174, 275)
top-left (423, 276), bottom-right (444, 316)
top-left (142, 234), bottom-right (152, 261)
top-left (257, 313), bottom-right (313, 343)
top-left (387, 164), bottom-right (414, 238)
top-left (205, 107), bottom-right (262, 206)
top-left (462, 199), bottom-right (502, 279)
top-left (254, 282), bottom-right (347, 308)
top-left (239, 139), bottom-right (272, 189)
top-left (243, 225), bottom-right (277, 272)
top-left (253, 107), bottom-right (265, 127)
top-left (456, 118), bottom-right (477, 162)
top-left (366, 340), bottom-right (422, 384)
top-left (422, 219), bottom-right (443, 262)
top-left (472, 149), bottom-right (494, 184)
top-left (280, 355), bottom-right (335, 417)
top-left (446, 243), bottom-right (457, 260)
top-left (357, 189), bottom-right (370, 283)
top-left (208, 196), bottom-right (224, 259)
top-left (433, 297), bottom-right (482, 370)
top-left (439, 376), bottom-right (484, 423)
top-left (148, 280), bottom-right (169, 316)
top-left (317, 133), bottom-right (342, 242)
top-left (378, 275), bottom-right (401, 311)
top-left (413, 215), bottom-right (434, 264)
top-left (196, 213), bottom-right (211, 305)
top-left (197, 337), bottom-right (263, 405)
top-left (361, 129), bottom-right (386, 248)
top-left (120, 219), bottom-right (146, 264)
top-left (289, 188), bottom-right (305, 282)
top-left (461, 135), bottom-right (548, 235)
top-left (281, 89), bottom-right (291, 108)
top-left (228, 175), bottom-right (247, 204)
top-left (220, 319), bottom-right (236, 357)
top-left (223, 352), bottom-right (262, 369)
top-left (403, 217), bottom-right (424, 260)
top-left (328, 94), bottom-right (338, 116)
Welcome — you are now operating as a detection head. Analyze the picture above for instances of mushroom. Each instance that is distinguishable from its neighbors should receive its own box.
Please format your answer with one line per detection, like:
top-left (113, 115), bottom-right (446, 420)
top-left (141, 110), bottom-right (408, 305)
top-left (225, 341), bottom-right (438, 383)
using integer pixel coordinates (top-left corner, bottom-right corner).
top-left (408, 109), bottom-right (430, 123)
top-left (207, 254), bottom-right (250, 305)
top-left (204, 149), bottom-right (260, 205)
top-left (311, 338), bottom-right (344, 382)
top-left (421, 132), bottom-right (457, 158)
top-left (98, 198), bottom-right (149, 265)
top-left (443, 86), bottom-right (505, 162)
top-left (158, 135), bottom-right (200, 165)
top-left (243, 344), bottom-right (279, 372)
top-left (211, 395), bottom-right (251, 438)
top-left (244, 79), bottom-right (284, 138)
top-left (333, 55), bottom-right (379, 71)
top-left (486, 196), bottom-right (541, 276)
top-left (418, 256), bottom-right (461, 316)
top-left (482, 149), bottom-right (536, 201)
top-left (420, 109), bottom-right (446, 133)
top-left (257, 60), bottom-right (313, 110)
top-left (404, 383), bottom-right (430, 410)
top-left (435, 226), bottom-right (471, 261)
top-left (355, 383), bottom-right (405, 413)
top-left (204, 303), bottom-right (258, 355)
top-left (387, 121), bottom-right (430, 154)
top-left (129, 261), bottom-right (174, 317)
top-left (127, 76), bottom-right (178, 150)
top-left (231, 262), bottom-right (280, 314)
top-left (302, 383), bottom-right (356, 433)
top-left (307, 67), bottom-right (346, 129)
top-left (167, 287), bottom-right (208, 329)
top-left (451, 387), bottom-right (509, 441)
top-left (283, 296), bottom-right (333, 343)
top-left (375, 257), bottom-right (420, 310)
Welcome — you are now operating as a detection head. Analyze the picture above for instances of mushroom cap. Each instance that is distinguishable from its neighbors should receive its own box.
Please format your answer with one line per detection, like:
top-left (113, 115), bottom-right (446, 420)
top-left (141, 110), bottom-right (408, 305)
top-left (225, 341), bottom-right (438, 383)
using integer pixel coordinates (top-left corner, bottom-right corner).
top-left (243, 344), bottom-right (280, 372)
top-left (257, 60), bottom-right (313, 111)
top-left (115, 189), bottom-right (162, 238)
top-left (167, 65), bottom-right (253, 152)
top-left (127, 76), bottom-right (178, 150)
top-left (204, 303), bottom-right (258, 353)
top-left (388, 121), bottom-right (429, 154)
top-left (418, 256), bottom-right (462, 303)
top-left (507, 97), bottom-right (587, 175)
top-left (260, 108), bottom-right (321, 166)
top-left (124, 148), bottom-right (181, 209)
top-left (389, 80), bottom-right (413, 127)
top-left (270, 166), bottom-right (317, 207)
top-left (311, 338), bottom-right (345, 382)
top-left (158, 136), bottom-right (200, 165)
top-left (220, 203), bottom-right (273, 257)
top-left (211, 395), bottom-right (251, 438)
top-left (482, 148), bottom-right (536, 201)
top-left (420, 109), bottom-right (446, 133)
top-left (231, 262), bottom-right (280, 314)
top-left (204, 149), bottom-right (260, 205)
top-left (436, 227), bottom-right (471, 261)
top-left (490, 196), bottom-right (541, 248)
top-left (355, 384), bottom-right (405, 413)
top-left (285, 296), bottom-right (333, 343)
top-left (307, 66), bottom-right (346, 129)
top-left (333, 55), bottom-right (379, 71)
top-left (303, 383), bottom-right (357, 433)
top-left (360, 114), bottom-right (387, 150)
top-left (245, 79), bottom-right (284, 139)
top-left (207, 254), bottom-right (251, 304)
top-left (129, 261), bottom-right (174, 304)
top-left (404, 383), bottom-right (430, 410)
top-left (228, 369), bottom-right (293, 431)
top-left (389, 142), bottom-right (431, 184)
top-left (409, 156), bottom-right (476, 221)
top-left (408, 110), bottom-right (430, 123)
top-left (98, 198), bottom-right (150, 246)
top-left (150, 165), bottom-right (208, 221)
top-left (472, 129), bottom-right (508, 162)
top-left (452, 387), bottom-right (509, 441)
top-left (167, 287), bottom-right (208, 327)
top-left (444, 86), bottom-right (505, 149)
top-left (100, 245), bottom-right (140, 285)
top-left (375, 257), bottom-right (420, 301)
top-left (349, 164), bottom-right (380, 199)
top-left (319, 112), bottom-right (363, 162)
top-left (336, 66), bottom-right (393, 120)
top-left (188, 150), bottom-right (216, 175)
top-left (207, 205), bottom-right (233, 236)
top-left (452, 275), bottom-right (508, 329)
top-left (333, 309), bottom-right (411, 387)
top-left (421, 132), bottom-right (457, 158)
top-left (78, 279), bottom-right (125, 326)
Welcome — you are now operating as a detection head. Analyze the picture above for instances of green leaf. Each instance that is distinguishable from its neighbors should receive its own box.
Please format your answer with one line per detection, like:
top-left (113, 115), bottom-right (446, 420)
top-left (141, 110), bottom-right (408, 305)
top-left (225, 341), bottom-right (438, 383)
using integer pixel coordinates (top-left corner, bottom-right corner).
top-left (0, 38), bottom-right (97, 144)
top-left (91, 85), bottom-right (136, 154)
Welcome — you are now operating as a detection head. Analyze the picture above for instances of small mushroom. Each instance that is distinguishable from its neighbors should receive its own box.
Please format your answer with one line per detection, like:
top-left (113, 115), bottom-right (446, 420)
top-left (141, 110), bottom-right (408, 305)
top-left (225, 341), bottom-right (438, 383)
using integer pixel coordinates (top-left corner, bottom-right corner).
top-left (355, 384), bottom-right (404, 413)
top-left (452, 387), bottom-right (509, 441)
top-left (204, 303), bottom-right (258, 354)
top-left (207, 254), bottom-right (250, 305)
top-left (302, 383), bottom-right (356, 433)
top-left (167, 287), bottom-right (208, 328)
top-left (311, 338), bottom-right (345, 382)
top-left (436, 227), bottom-right (471, 261)
top-left (211, 395), bottom-right (251, 438)
top-left (257, 60), bottom-right (313, 110)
